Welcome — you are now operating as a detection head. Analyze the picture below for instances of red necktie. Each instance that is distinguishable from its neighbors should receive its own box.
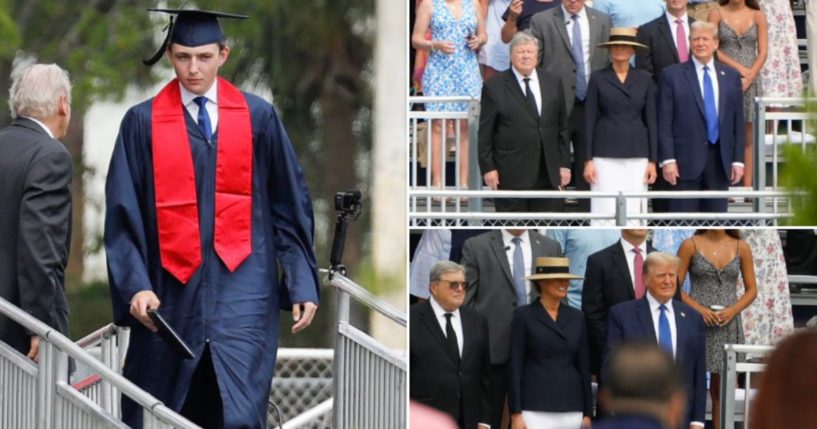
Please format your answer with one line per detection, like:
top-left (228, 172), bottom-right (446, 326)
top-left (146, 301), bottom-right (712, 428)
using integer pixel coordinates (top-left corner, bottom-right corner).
top-left (633, 248), bottom-right (645, 299)
top-left (676, 19), bottom-right (689, 62)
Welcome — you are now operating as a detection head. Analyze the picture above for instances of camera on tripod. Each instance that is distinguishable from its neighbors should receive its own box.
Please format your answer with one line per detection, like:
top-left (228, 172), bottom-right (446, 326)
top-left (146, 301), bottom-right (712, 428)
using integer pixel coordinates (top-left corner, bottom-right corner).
top-left (334, 191), bottom-right (362, 216)
top-left (329, 190), bottom-right (362, 277)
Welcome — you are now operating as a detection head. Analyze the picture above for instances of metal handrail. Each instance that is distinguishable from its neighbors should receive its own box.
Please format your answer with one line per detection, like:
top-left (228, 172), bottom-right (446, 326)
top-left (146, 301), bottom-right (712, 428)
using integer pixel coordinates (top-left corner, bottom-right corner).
top-left (720, 343), bottom-right (775, 429)
top-left (75, 323), bottom-right (119, 349)
top-left (326, 271), bottom-right (407, 327)
top-left (0, 296), bottom-right (198, 428)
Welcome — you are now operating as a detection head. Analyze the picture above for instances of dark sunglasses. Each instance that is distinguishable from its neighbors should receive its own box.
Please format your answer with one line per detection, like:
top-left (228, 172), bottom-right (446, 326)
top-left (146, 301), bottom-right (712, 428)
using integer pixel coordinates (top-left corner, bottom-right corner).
top-left (437, 280), bottom-right (467, 290)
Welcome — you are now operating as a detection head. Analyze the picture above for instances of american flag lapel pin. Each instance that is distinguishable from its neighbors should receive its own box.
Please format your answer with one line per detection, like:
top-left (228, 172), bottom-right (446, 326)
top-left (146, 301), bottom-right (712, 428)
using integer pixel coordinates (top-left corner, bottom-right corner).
top-left (681, 311), bottom-right (686, 318)
top-left (720, 71), bottom-right (725, 76)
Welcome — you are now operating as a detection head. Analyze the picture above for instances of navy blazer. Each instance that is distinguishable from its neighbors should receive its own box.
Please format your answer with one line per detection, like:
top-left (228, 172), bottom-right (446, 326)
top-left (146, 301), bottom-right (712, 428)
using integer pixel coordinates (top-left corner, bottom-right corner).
top-left (605, 298), bottom-right (707, 427)
top-left (585, 66), bottom-right (658, 161)
top-left (636, 14), bottom-right (696, 81)
top-left (657, 60), bottom-right (744, 180)
top-left (508, 302), bottom-right (592, 417)
top-left (410, 301), bottom-right (492, 428)
top-left (582, 240), bottom-right (677, 377)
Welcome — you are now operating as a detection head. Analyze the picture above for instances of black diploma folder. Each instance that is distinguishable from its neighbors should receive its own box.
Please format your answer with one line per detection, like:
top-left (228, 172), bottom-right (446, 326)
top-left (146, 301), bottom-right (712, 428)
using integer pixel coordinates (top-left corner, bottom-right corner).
top-left (147, 308), bottom-right (196, 359)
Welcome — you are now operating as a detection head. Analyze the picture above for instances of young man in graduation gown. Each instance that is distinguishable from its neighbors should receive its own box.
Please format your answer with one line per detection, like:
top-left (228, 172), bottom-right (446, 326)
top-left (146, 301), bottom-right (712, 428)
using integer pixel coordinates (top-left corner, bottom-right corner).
top-left (104, 9), bottom-right (319, 429)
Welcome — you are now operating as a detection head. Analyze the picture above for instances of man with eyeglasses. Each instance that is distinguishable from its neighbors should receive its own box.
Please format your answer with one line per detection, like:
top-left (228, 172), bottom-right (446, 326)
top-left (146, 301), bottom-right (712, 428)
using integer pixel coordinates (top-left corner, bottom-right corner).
top-left (410, 261), bottom-right (492, 429)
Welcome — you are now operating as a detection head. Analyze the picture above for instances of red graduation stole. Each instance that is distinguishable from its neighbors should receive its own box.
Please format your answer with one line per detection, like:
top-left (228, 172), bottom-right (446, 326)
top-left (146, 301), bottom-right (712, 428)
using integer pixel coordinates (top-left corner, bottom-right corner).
top-left (151, 77), bottom-right (253, 284)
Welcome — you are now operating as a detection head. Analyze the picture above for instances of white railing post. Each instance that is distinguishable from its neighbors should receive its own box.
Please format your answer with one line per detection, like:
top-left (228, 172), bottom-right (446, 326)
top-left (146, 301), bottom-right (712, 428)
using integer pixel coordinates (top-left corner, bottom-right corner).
top-left (36, 339), bottom-right (55, 429)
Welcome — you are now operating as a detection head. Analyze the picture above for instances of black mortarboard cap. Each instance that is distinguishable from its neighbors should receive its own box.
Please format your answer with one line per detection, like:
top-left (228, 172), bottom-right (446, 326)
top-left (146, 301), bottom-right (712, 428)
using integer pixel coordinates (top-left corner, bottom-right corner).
top-left (143, 8), bottom-right (248, 66)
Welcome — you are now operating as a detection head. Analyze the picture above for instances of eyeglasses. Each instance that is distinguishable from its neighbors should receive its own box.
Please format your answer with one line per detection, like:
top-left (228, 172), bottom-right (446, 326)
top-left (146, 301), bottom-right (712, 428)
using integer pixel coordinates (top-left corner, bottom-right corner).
top-left (437, 280), bottom-right (467, 290)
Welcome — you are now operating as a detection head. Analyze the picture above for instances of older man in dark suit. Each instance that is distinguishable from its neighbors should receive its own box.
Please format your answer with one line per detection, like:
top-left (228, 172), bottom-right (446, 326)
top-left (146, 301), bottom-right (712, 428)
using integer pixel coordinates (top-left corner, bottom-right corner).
top-left (529, 0), bottom-right (611, 211)
top-left (658, 20), bottom-right (744, 213)
top-left (605, 252), bottom-right (707, 429)
top-left (479, 31), bottom-right (570, 212)
top-left (461, 229), bottom-right (562, 428)
top-left (636, 0), bottom-right (694, 213)
top-left (0, 64), bottom-right (73, 360)
top-left (410, 261), bottom-right (492, 429)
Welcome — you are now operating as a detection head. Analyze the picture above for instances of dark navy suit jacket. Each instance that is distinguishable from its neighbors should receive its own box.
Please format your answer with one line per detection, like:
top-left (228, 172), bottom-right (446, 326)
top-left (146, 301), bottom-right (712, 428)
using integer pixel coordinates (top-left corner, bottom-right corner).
top-left (605, 298), bottom-right (707, 427)
top-left (508, 302), bottom-right (592, 416)
top-left (636, 14), bottom-right (696, 81)
top-left (657, 60), bottom-right (744, 180)
top-left (585, 66), bottom-right (658, 161)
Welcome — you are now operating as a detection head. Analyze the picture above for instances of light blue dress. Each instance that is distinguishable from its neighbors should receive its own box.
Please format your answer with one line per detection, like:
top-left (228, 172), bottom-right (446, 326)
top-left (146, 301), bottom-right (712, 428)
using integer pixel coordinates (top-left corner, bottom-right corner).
top-left (651, 228), bottom-right (695, 293)
top-left (423, 0), bottom-right (483, 112)
top-left (591, 0), bottom-right (666, 28)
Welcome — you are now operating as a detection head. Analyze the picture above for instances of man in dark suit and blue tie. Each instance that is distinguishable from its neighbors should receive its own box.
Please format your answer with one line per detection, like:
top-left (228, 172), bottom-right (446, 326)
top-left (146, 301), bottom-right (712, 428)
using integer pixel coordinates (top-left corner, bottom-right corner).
top-left (658, 20), bottom-right (744, 213)
top-left (605, 252), bottom-right (707, 429)
top-left (410, 261), bottom-right (492, 429)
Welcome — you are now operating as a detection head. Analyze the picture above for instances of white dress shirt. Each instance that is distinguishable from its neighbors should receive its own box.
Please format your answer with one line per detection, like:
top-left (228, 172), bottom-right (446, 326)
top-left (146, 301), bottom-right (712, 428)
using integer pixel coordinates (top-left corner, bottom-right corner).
top-left (429, 296), bottom-right (464, 357)
top-left (666, 12), bottom-right (691, 53)
top-left (179, 81), bottom-right (219, 132)
top-left (22, 116), bottom-right (55, 139)
top-left (502, 230), bottom-right (533, 299)
top-left (511, 66), bottom-right (542, 115)
top-left (619, 239), bottom-right (647, 293)
top-left (563, 5), bottom-right (591, 82)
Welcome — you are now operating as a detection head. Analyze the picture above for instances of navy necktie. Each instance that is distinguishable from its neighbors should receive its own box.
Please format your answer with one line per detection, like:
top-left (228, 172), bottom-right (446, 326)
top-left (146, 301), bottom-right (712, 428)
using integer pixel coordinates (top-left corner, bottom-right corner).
top-left (702, 66), bottom-right (719, 144)
top-left (523, 77), bottom-right (539, 117)
top-left (194, 96), bottom-right (213, 141)
top-left (571, 15), bottom-right (587, 101)
top-left (444, 313), bottom-right (461, 365)
top-left (512, 237), bottom-right (527, 305)
top-left (658, 304), bottom-right (673, 356)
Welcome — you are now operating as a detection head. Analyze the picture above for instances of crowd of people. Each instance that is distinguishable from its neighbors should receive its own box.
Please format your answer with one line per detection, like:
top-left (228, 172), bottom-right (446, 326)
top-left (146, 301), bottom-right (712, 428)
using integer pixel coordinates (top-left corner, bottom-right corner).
top-left (409, 228), bottom-right (803, 428)
top-left (411, 0), bottom-right (804, 219)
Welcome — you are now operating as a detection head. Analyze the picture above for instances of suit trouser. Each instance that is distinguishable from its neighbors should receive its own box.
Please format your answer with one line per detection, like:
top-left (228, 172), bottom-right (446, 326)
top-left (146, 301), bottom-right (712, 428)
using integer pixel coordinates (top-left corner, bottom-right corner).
top-left (489, 362), bottom-right (509, 429)
top-left (181, 344), bottom-right (224, 428)
top-left (568, 100), bottom-right (590, 212)
top-left (495, 158), bottom-right (563, 213)
top-left (667, 142), bottom-right (730, 213)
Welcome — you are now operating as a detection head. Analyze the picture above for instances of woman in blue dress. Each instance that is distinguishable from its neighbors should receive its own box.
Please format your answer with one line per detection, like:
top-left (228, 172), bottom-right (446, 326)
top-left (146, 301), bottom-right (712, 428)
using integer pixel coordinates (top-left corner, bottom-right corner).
top-left (412, 0), bottom-right (485, 193)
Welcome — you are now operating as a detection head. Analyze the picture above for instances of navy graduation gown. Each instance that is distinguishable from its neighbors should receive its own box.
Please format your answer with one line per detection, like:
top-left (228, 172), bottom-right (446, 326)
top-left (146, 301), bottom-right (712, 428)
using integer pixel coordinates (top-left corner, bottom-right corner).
top-left (104, 89), bottom-right (319, 428)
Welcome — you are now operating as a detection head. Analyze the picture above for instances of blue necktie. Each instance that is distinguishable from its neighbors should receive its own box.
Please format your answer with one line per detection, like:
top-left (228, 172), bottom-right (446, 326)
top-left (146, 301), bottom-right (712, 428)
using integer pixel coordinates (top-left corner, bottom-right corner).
top-left (658, 304), bottom-right (673, 356)
top-left (571, 15), bottom-right (587, 101)
top-left (702, 66), bottom-right (719, 144)
top-left (512, 237), bottom-right (527, 305)
top-left (194, 96), bottom-right (213, 141)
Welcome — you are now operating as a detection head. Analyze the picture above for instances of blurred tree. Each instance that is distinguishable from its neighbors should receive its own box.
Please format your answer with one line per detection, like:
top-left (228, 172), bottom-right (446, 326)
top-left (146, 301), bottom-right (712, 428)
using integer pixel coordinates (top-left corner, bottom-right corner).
top-left (781, 145), bottom-right (817, 225)
top-left (0, 1), bottom-right (157, 291)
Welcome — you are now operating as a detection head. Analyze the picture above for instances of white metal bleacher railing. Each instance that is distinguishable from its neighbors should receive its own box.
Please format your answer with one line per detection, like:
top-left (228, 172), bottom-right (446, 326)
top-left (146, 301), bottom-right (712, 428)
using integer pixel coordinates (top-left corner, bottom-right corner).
top-left (328, 272), bottom-right (407, 429)
top-left (409, 189), bottom-right (797, 227)
top-left (719, 343), bottom-right (775, 429)
top-left (0, 296), bottom-right (199, 429)
top-left (752, 96), bottom-right (816, 212)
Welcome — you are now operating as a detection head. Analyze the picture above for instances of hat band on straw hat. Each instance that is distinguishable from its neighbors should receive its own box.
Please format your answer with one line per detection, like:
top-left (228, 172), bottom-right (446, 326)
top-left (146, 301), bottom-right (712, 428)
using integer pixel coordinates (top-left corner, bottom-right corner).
top-left (535, 265), bottom-right (571, 275)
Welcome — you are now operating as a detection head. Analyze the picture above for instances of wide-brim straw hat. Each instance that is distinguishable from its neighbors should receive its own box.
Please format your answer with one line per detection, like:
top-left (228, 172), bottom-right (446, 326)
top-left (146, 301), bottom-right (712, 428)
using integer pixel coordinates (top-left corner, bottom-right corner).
top-left (598, 27), bottom-right (648, 50)
top-left (526, 257), bottom-right (584, 281)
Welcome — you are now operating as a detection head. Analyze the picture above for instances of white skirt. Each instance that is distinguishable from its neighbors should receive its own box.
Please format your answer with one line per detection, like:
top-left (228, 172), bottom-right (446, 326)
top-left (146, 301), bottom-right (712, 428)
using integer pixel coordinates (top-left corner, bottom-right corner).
top-left (590, 157), bottom-right (649, 226)
top-left (521, 411), bottom-right (583, 429)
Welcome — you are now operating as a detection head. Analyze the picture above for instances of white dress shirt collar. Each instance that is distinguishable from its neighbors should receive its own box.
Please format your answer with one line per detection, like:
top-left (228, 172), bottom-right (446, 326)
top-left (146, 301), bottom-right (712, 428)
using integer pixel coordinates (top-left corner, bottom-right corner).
top-left (429, 295), bottom-right (461, 320)
top-left (179, 81), bottom-right (219, 107)
top-left (502, 229), bottom-right (530, 247)
top-left (665, 11), bottom-right (689, 26)
top-left (562, 5), bottom-right (587, 21)
top-left (22, 116), bottom-right (55, 139)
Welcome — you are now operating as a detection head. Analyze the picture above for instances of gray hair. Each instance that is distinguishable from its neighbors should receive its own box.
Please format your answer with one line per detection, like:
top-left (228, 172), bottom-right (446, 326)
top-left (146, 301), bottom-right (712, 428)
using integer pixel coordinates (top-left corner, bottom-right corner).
top-left (509, 30), bottom-right (539, 52)
top-left (643, 252), bottom-right (680, 276)
top-left (429, 260), bottom-right (465, 283)
top-left (690, 21), bottom-right (718, 38)
top-left (9, 63), bottom-right (72, 120)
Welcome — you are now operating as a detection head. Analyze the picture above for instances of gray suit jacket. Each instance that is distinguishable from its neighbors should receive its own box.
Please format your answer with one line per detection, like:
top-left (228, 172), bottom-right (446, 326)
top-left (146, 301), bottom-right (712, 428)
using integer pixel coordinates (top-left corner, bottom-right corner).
top-left (529, 5), bottom-right (612, 113)
top-left (0, 118), bottom-right (72, 355)
top-left (462, 230), bottom-right (562, 364)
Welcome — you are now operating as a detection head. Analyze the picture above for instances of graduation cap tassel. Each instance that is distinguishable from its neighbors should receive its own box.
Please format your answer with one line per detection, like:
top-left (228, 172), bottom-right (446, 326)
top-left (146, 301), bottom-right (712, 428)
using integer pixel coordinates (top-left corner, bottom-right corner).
top-left (143, 16), bottom-right (174, 66)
